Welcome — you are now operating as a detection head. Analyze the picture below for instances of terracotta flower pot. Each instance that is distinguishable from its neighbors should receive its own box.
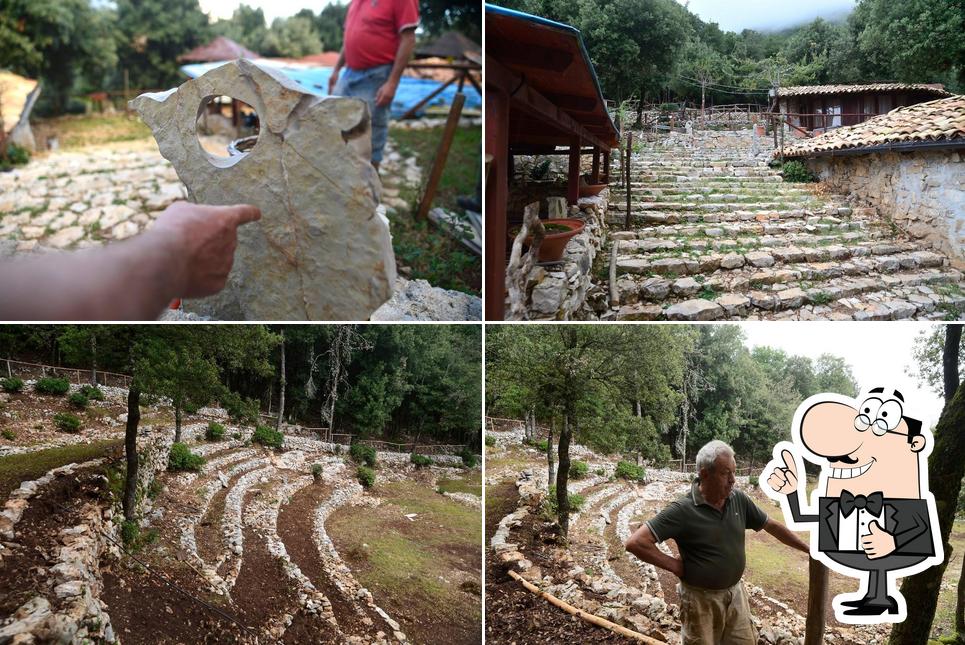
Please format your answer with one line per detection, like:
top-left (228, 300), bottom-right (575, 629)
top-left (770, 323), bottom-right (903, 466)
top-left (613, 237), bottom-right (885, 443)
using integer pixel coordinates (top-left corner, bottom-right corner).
top-left (508, 218), bottom-right (585, 263)
top-left (579, 183), bottom-right (608, 197)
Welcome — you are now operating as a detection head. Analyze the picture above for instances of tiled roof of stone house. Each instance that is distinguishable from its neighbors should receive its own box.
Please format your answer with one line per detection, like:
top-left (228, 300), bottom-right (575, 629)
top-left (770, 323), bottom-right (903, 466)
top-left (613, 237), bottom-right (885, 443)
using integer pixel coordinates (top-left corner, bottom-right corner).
top-left (774, 83), bottom-right (952, 98)
top-left (781, 94), bottom-right (965, 158)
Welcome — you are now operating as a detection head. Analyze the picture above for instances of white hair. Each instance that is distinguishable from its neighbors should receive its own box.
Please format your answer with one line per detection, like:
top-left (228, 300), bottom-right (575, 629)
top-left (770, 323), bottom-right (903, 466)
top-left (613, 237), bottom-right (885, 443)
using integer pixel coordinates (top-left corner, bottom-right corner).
top-left (696, 440), bottom-right (735, 473)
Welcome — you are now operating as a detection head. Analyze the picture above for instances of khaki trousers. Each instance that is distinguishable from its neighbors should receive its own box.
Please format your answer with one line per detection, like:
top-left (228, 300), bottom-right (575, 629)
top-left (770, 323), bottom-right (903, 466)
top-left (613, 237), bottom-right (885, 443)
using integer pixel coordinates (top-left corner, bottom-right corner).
top-left (677, 580), bottom-right (757, 645)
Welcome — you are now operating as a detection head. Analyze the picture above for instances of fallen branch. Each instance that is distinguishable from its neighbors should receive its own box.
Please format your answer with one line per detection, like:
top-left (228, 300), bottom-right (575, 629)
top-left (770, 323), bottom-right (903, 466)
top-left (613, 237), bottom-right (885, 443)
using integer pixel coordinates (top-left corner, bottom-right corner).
top-left (507, 569), bottom-right (666, 644)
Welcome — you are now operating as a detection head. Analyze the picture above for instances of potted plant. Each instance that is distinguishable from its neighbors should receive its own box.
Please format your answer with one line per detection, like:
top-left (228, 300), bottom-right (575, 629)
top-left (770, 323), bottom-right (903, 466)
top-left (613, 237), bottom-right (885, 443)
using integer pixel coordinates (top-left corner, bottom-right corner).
top-left (579, 175), bottom-right (608, 197)
top-left (508, 218), bottom-right (585, 262)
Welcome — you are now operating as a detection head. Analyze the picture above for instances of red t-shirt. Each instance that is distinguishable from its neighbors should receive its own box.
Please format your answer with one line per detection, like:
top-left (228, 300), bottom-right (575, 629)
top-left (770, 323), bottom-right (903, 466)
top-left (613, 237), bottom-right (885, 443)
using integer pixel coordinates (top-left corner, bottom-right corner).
top-left (343, 0), bottom-right (420, 70)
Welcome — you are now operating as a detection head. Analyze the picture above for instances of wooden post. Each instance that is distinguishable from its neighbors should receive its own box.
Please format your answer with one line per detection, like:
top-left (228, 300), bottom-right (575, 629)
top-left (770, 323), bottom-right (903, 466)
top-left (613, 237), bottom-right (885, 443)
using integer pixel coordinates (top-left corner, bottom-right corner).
top-left (624, 132), bottom-right (633, 230)
top-left (416, 92), bottom-right (466, 220)
top-left (591, 146), bottom-right (600, 183)
top-left (484, 85), bottom-right (509, 321)
top-left (805, 557), bottom-right (829, 645)
top-left (123, 68), bottom-right (130, 114)
top-left (566, 136), bottom-right (581, 205)
top-left (603, 150), bottom-right (610, 182)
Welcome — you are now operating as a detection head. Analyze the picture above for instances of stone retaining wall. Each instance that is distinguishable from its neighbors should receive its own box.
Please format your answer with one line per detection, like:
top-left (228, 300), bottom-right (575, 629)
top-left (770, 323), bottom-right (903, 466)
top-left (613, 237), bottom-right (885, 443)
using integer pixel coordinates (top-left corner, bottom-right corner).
top-left (806, 149), bottom-right (965, 268)
top-left (516, 192), bottom-right (611, 320)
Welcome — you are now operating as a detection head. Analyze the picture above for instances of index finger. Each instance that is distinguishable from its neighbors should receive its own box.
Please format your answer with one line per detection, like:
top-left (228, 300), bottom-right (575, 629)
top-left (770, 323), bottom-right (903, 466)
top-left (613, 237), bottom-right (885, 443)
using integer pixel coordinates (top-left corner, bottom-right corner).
top-left (226, 204), bottom-right (261, 225)
top-left (781, 449), bottom-right (797, 475)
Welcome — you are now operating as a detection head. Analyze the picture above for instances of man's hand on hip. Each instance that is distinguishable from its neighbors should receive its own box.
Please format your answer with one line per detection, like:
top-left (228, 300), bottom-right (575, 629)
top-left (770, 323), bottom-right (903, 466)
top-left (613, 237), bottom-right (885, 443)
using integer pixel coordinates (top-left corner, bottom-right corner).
top-left (328, 70), bottom-right (340, 95)
top-left (151, 201), bottom-right (261, 298)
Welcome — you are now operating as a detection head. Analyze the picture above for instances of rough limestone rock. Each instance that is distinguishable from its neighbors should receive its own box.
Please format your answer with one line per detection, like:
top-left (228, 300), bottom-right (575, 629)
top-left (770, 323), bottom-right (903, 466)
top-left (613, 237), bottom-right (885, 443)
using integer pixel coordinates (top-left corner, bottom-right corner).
top-left (131, 59), bottom-right (396, 320)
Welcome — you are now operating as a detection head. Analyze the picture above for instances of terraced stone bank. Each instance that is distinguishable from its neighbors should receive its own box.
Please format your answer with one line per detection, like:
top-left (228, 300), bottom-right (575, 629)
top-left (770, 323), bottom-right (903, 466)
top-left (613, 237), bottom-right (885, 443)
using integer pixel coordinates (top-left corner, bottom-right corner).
top-left (601, 129), bottom-right (964, 320)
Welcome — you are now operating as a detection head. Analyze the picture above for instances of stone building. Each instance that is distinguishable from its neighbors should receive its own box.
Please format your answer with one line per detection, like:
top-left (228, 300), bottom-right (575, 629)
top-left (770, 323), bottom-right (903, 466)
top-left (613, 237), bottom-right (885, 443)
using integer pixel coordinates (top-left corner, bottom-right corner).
top-left (770, 83), bottom-right (952, 135)
top-left (782, 95), bottom-right (965, 268)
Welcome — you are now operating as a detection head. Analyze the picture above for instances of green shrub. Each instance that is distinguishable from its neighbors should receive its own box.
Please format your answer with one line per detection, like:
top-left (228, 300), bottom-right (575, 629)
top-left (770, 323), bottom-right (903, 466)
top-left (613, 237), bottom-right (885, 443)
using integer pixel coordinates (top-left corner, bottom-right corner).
top-left (68, 392), bottom-right (88, 409)
top-left (547, 485), bottom-right (585, 515)
top-left (222, 391), bottom-right (258, 422)
top-left (484, 435), bottom-right (495, 447)
top-left (252, 425), bottom-right (283, 449)
top-left (54, 412), bottom-right (81, 432)
top-left (36, 377), bottom-right (70, 395)
top-left (595, 468), bottom-right (606, 477)
top-left (121, 519), bottom-right (139, 547)
top-left (410, 453), bottom-right (433, 468)
top-left (79, 385), bottom-right (104, 401)
top-left (460, 448), bottom-right (479, 468)
top-left (1, 377), bottom-right (24, 393)
top-left (1, 428), bottom-right (15, 440)
top-left (5, 143), bottom-right (29, 166)
top-left (749, 475), bottom-right (760, 487)
top-left (781, 160), bottom-right (816, 183)
top-left (205, 422), bottom-right (225, 442)
top-left (569, 460), bottom-right (589, 480)
top-left (615, 460), bottom-right (646, 482)
top-left (168, 442), bottom-right (205, 472)
top-left (311, 463), bottom-right (324, 481)
top-left (350, 443), bottom-right (377, 467)
top-left (357, 465), bottom-right (376, 488)
top-left (232, 432), bottom-right (241, 440)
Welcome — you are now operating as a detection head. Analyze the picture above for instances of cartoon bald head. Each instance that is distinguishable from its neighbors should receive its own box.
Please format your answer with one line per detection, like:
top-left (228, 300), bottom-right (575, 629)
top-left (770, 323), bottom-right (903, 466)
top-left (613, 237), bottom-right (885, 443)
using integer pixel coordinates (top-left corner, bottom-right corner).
top-left (798, 387), bottom-right (926, 499)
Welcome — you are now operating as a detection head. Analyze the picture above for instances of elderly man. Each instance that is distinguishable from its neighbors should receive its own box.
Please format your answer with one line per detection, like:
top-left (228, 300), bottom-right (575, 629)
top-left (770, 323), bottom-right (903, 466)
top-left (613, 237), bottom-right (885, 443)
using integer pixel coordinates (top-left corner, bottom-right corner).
top-left (625, 440), bottom-right (809, 644)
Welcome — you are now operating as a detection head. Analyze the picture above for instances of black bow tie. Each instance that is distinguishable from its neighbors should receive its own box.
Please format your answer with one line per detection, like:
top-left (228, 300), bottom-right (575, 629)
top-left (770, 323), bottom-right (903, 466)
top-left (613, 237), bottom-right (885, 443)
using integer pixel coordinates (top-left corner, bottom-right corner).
top-left (840, 490), bottom-right (884, 517)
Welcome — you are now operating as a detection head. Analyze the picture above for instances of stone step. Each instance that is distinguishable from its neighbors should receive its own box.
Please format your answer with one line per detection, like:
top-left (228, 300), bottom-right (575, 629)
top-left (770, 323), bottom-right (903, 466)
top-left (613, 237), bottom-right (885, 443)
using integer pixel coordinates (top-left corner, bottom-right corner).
top-left (614, 229), bottom-right (902, 256)
top-left (631, 161), bottom-right (771, 170)
top-left (630, 175), bottom-right (785, 184)
top-left (614, 275), bottom-right (964, 321)
top-left (612, 219), bottom-right (883, 240)
top-left (615, 185), bottom-right (817, 198)
top-left (632, 169), bottom-right (780, 180)
top-left (613, 199), bottom-right (830, 213)
top-left (609, 207), bottom-right (858, 227)
top-left (615, 247), bottom-right (949, 279)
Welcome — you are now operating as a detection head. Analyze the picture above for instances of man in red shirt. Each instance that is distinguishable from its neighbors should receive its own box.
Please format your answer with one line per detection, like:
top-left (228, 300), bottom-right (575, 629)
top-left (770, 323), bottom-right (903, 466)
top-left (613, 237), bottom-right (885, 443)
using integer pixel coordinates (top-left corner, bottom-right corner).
top-left (328, 0), bottom-right (419, 169)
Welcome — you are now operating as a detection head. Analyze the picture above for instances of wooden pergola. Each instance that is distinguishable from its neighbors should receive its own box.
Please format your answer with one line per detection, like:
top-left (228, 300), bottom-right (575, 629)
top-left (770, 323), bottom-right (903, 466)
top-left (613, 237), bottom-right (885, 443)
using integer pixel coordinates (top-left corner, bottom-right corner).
top-left (485, 4), bottom-right (620, 320)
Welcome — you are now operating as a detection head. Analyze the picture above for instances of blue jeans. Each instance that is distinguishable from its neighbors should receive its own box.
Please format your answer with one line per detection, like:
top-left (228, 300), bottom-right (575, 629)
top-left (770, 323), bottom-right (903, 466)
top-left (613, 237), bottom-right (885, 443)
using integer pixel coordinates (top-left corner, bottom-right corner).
top-left (333, 64), bottom-right (391, 165)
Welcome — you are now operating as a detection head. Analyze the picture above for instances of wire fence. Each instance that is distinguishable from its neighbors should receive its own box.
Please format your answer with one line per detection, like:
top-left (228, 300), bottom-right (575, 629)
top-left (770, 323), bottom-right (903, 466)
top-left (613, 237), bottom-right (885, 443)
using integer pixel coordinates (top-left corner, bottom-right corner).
top-left (1, 358), bottom-right (133, 388)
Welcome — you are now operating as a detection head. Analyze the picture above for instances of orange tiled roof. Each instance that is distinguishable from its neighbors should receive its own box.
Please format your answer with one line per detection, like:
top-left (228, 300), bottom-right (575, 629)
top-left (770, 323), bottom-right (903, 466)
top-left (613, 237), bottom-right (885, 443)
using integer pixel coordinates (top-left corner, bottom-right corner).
top-left (781, 95), bottom-right (965, 158)
top-left (775, 83), bottom-right (951, 98)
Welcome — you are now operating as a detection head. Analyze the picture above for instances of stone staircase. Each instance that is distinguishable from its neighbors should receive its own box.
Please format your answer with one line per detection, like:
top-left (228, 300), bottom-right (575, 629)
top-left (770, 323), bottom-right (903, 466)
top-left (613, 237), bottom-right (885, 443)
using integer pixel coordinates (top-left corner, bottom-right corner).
top-left (604, 129), bottom-right (965, 321)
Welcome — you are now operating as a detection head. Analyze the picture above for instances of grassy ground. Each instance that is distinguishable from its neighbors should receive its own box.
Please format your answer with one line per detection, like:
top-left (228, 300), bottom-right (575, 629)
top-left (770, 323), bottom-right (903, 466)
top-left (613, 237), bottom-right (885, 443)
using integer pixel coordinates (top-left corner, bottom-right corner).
top-left (437, 469), bottom-right (482, 497)
top-left (0, 439), bottom-right (121, 499)
top-left (386, 125), bottom-right (481, 295)
top-left (327, 478), bottom-right (481, 644)
top-left (32, 113), bottom-right (151, 150)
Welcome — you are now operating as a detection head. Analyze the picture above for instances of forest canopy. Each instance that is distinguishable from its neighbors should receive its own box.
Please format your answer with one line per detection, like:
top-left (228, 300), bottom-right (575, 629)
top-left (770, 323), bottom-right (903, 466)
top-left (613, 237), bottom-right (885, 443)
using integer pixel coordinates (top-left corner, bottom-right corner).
top-left (0, 325), bottom-right (481, 447)
top-left (493, 0), bottom-right (964, 106)
top-left (486, 324), bottom-right (858, 465)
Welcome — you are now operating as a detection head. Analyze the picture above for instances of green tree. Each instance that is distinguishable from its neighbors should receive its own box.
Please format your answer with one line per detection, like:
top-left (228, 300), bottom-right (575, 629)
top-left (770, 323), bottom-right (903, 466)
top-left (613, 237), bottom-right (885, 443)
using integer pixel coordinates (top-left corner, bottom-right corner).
top-left (115, 0), bottom-right (211, 90)
top-left (314, 2), bottom-right (348, 52)
top-left (210, 4), bottom-right (269, 52)
top-left (420, 0), bottom-right (481, 43)
top-left (0, 0), bottom-right (118, 114)
top-left (261, 15), bottom-right (322, 58)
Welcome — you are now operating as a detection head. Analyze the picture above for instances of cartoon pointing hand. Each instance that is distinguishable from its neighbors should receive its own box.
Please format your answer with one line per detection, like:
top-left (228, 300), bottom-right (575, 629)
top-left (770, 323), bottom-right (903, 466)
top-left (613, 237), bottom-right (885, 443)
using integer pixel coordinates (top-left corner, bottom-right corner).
top-left (768, 449), bottom-right (799, 496)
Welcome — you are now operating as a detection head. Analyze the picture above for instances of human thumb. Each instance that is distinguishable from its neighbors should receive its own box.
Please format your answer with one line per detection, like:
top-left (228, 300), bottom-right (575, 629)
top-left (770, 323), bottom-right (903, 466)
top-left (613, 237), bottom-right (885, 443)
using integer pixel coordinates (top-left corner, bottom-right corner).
top-left (868, 520), bottom-right (884, 535)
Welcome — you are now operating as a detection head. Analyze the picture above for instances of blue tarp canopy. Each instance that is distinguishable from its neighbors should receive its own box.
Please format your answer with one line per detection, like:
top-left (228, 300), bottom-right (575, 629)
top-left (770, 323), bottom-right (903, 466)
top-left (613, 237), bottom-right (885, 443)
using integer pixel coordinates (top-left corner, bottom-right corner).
top-left (180, 59), bottom-right (481, 119)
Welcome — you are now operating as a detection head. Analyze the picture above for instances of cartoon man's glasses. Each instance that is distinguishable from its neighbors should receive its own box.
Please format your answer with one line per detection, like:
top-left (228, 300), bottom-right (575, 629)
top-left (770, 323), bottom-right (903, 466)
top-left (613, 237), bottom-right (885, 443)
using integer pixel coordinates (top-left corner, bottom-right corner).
top-left (853, 397), bottom-right (905, 436)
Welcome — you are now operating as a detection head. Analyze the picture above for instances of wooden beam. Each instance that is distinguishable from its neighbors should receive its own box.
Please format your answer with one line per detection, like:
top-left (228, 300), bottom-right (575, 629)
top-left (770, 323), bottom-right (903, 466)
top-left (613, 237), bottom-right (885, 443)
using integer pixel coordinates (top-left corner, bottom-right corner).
top-left (567, 135), bottom-right (581, 205)
top-left (399, 74), bottom-right (459, 120)
top-left (416, 92), bottom-right (465, 220)
top-left (488, 37), bottom-right (573, 72)
top-left (487, 54), bottom-right (614, 151)
top-left (805, 558), bottom-right (828, 645)
top-left (485, 84), bottom-right (510, 321)
top-left (591, 146), bottom-right (600, 182)
top-left (542, 92), bottom-right (599, 112)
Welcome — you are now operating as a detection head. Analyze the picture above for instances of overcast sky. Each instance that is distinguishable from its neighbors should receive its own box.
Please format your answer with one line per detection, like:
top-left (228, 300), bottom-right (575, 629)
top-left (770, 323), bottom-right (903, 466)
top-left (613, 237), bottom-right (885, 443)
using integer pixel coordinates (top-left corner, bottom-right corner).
top-left (198, 0), bottom-right (337, 24)
top-left (678, 0), bottom-right (856, 33)
top-left (740, 322), bottom-right (945, 432)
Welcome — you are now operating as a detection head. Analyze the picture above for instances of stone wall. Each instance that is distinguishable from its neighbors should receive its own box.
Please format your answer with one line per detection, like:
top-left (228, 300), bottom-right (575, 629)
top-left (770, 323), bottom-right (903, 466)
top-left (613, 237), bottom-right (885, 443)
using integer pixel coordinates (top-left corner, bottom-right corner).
top-left (513, 191), bottom-right (610, 320)
top-left (806, 149), bottom-right (965, 268)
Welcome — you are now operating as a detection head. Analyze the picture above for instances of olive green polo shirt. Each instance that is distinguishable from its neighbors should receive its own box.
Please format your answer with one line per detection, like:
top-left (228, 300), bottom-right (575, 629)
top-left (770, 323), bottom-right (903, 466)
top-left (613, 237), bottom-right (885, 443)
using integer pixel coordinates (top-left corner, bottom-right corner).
top-left (646, 478), bottom-right (768, 590)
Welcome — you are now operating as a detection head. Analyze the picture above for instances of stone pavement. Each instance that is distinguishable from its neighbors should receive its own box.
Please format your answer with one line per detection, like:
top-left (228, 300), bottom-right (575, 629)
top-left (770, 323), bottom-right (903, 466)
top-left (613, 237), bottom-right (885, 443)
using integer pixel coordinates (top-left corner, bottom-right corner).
top-left (0, 141), bottom-right (184, 252)
top-left (606, 129), bottom-right (965, 321)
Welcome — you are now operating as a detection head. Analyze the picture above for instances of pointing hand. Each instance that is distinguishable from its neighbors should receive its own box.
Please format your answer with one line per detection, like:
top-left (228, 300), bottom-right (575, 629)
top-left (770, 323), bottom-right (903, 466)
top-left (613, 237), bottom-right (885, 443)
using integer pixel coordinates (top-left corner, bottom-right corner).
top-left (767, 449), bottom-right (799, 496)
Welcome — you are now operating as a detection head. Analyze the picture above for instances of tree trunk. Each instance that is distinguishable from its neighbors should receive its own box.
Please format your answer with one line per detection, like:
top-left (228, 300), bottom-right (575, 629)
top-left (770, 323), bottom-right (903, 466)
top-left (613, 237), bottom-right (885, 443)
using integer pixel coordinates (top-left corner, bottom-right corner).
top-left (888, 383), bottom-right (965, 645)
top-left (556, 412), bottom-right (572, 539)
top-left (90, 333), bottom-right (97, 385)
top-left (547, 417), bottom-right (555, 493)
top-left (123, 385), bottom-right (141, 522)
top-left (174, 402), bottom-right (182, 444)
top-left (956, 551), bottom-right (965, 639)
top-left (944, 325), bottom-right (962, 405)
top-left (276, 330), bottom-right (286, 432)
